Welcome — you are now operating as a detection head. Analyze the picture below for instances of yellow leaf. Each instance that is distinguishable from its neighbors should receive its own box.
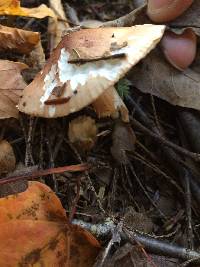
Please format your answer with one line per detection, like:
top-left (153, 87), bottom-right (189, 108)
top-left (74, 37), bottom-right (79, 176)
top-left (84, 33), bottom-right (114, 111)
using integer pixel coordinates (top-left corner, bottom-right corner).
top-left (0, 0), bottom-right (56, 19)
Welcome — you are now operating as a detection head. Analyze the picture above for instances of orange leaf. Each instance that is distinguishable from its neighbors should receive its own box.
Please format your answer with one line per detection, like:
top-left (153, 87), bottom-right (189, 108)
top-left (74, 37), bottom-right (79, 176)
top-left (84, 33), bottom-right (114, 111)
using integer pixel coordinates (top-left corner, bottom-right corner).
top-left (0, 0), bottom-right (56, 19)
top-left (0, 220), bottom-right (100, 267)
top-left (0, 181), bottom-right (101, 266)
top-left (0, 181), bottom-right (66, 222)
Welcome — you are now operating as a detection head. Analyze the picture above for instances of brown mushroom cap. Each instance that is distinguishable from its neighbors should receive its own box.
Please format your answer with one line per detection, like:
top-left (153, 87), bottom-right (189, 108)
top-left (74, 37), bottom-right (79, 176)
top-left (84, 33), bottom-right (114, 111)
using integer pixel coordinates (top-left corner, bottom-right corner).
top-left (18, 24), bottom-right (165, 118)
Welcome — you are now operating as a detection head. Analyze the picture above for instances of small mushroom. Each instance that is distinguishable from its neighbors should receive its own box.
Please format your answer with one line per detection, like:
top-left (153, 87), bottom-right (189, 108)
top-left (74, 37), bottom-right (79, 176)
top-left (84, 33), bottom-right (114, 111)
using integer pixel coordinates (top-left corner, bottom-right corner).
top-left (18, 24), bottom-right (165, 118)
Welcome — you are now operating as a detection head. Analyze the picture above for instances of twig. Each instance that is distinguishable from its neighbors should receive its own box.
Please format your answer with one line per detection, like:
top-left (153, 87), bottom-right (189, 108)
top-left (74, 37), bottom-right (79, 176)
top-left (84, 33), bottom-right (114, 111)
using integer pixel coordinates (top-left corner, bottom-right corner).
top-left (150, 94), bottom-right (161, 133)
top-left (123, 227), bottom-right (200, 262)
top-left (132, 118), bottom-right (200, 163)
top-left (69, 176), bottom-right (81, 222)
top-left (0, 164), bottom-right (90, 185)
top-left (46, 137), bottom-right (58, 193)
top-left (68, 53), bottom-right (126, 64)
top-left (128, 162), bottom-right (167, 219)
top-left (101, 3), bottom-right (146, 27)
top-left (178, 123), bottom-right (194, 249)
top-left (178, 108), bottom-right (200, 153)
top-left (180, 257), bottom-right (200, 267)
top-left (73, 219), bottom-right (200, 262)
top-left (94, 221), bottom-right (123, 267)
top-left (126, 96), bottom-right (200, 207)
top-left (183, 170), bottom-right (194, 249)
top-left (129, 151), bottom-right (184, 194)
top-left (65, 139), bottom-right (106, 214)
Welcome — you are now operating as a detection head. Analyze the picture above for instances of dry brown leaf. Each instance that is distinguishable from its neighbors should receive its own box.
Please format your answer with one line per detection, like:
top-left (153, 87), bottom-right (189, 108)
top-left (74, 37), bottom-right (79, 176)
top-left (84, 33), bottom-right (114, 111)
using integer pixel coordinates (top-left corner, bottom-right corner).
top-left (25, 40), bottom-right (46, 81)
top-left (48, 0), bottom-right (69, 49)
top-left (68, 116), bottom-right (97, 152)
top-left (0, 60), bottom-right (27, 119)
top-left (0, 24), bottom-right (40, 54)
top-left (106, 243), bottom-right (178, 267)
top-left (0, 140), bottom-right (16, 175)
top-left (124, 207), bottom-right (153, 233)
top-left (130, 49), bottom-right (200, 110)
top-left (111, 121), bottom-right (136, 164)
top-left (18, 25), bottom-right (165, 118)
top-left (0, 0), bottom-right (56, 19)
top-left (170, 1), bottom-right (200, 36)
top-left (0, 181), bottom-right (101, 266)
top-left (28, 41), bottom-right (46, 70)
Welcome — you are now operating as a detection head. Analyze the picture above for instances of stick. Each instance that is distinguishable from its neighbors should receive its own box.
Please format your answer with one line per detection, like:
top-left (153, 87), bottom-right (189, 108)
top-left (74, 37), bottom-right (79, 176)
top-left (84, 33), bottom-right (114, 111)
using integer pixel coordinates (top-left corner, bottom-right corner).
top-left (0, 163), bottom-right (90, 185)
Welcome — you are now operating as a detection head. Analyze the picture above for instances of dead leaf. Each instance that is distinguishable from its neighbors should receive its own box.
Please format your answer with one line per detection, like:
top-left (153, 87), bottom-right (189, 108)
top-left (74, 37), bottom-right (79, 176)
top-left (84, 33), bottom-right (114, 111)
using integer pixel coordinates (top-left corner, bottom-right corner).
top-left (25, 41), bottom-right (46, 80)
top-left (130, 49), bottom-right (200, 110)
top-left (0, 24), bottom-right (40, 54)
top-left (68, 116), bottom-right (97, 152)
top-left (106, 243), bottom-right (178, 267)
top-left (170, 1), bottom-right (200, 36)
top-left (0, 0), bottom-right (56, 19)
top-left (0, 181), bottom-right (101, 266)
top-left (111, 121), bottom-right (136, 164)
top-left (0, 60), bottom-right (27, 119)
top-left (124, 207), bottom-right (153, 233)
top-left (0, 181), bottom-right (66, 222)
top-left (0, 140), bottom-right (16, 175)
top-left (48, 0), bottom-right (69, 49)
top-left (28, 40), bottom-right (45, 68)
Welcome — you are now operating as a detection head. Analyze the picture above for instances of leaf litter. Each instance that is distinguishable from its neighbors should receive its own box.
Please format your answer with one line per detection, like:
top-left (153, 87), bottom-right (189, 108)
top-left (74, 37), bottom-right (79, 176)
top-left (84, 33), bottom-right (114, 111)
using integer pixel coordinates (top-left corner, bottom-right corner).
top-left (0, 0), bottom-right (200, 266)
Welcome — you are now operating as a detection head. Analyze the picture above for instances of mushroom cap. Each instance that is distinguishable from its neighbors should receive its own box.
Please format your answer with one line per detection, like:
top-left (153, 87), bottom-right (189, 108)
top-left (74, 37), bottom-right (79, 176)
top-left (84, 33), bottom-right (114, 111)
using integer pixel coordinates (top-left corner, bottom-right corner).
top-left (18, 24), bottom-right (165, 118)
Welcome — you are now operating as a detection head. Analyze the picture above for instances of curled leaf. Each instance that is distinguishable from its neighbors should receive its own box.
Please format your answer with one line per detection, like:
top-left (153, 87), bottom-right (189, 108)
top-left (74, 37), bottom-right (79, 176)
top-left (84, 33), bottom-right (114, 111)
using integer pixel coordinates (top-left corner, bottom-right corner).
top-left (0, 0), bottom-right (56, 19)
top-left (0, 24), bottom-right (40, 54)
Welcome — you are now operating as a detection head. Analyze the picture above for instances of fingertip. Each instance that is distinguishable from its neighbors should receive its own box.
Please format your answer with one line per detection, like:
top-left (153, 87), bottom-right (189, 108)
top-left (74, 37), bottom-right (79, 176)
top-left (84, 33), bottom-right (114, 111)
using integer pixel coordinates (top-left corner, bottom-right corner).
top-left (161, 29), bottom-right (197, 70)
top-left (147, 0), bottom-right (193, 23)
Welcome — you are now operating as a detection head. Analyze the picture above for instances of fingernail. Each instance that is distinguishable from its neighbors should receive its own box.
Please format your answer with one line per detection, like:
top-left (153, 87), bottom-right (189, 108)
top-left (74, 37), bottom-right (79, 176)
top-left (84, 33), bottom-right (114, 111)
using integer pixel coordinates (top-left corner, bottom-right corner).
top-left (148, 0), bottom-right (193, 23)
top-left (161, 29), bottom-right (197, 70)
top-left (148, 0), bottom-right (174, 9)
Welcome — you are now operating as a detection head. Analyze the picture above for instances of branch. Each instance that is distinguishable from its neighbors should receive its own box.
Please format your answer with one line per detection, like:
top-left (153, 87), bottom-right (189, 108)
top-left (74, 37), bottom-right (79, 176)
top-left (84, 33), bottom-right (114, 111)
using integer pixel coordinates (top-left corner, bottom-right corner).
top-left (0, 163), bottom-right (90, 185)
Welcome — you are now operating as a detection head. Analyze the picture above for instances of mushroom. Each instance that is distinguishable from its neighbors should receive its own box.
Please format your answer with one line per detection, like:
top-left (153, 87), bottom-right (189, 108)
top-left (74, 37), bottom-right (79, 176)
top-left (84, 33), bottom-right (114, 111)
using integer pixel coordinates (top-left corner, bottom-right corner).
top-left (18, 24), bottom-right (165, 118)
top-left (92, 86), bottom-right (129, 122)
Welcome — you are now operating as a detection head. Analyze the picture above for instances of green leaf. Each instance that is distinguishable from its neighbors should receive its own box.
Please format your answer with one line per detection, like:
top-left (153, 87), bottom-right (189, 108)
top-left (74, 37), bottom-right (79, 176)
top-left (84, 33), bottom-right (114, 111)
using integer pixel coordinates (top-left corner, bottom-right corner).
top-left (116, 79), bottom-right (131, 99)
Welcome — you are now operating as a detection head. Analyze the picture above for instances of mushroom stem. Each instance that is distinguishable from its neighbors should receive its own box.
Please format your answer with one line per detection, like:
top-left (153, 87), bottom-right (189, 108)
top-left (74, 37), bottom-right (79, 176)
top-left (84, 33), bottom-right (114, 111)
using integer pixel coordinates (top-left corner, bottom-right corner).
top-left (92, 86), bottom-right (129, 122)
